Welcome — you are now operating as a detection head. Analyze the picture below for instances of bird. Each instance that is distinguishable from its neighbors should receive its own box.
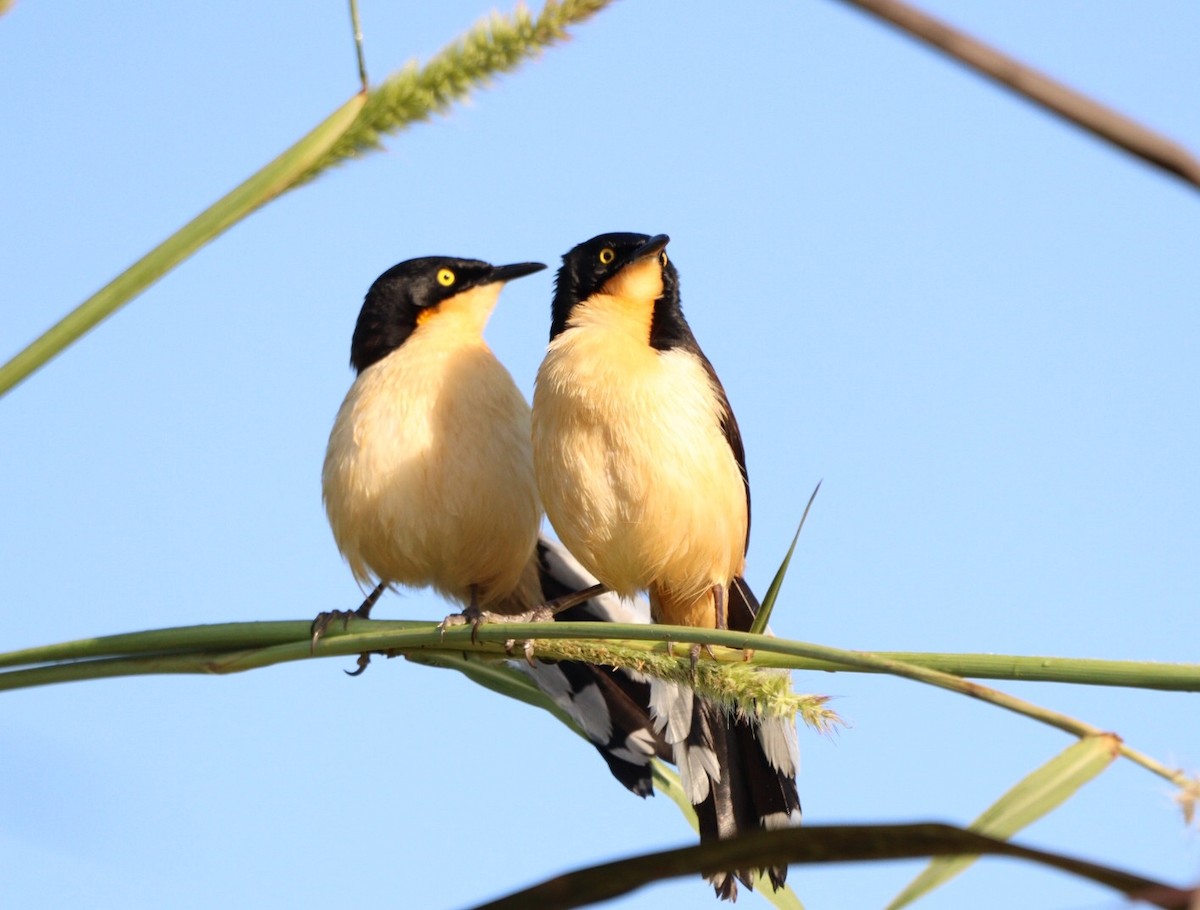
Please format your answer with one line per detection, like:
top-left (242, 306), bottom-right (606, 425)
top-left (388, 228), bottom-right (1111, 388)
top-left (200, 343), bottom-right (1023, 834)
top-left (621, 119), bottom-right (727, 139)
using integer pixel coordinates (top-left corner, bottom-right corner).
top-left (322, 256), bottom-right (546, 624)
top-left (531, 232), bottom-right (802, 899)
top-left (319, 254), bottom-right (668, 796)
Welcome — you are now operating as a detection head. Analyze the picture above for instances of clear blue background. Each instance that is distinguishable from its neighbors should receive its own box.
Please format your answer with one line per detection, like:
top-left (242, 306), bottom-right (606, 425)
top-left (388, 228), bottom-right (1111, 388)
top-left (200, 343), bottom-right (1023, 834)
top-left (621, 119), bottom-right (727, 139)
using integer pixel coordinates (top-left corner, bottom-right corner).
top-left (3, 2), bottom-right (1198, 908)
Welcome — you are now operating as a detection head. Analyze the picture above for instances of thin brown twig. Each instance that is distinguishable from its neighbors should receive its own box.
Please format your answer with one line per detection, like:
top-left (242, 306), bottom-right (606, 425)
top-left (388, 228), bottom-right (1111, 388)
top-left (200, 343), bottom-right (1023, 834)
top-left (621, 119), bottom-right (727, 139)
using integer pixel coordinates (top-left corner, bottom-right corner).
top-left (832, 0), bottom-right (1200, 193)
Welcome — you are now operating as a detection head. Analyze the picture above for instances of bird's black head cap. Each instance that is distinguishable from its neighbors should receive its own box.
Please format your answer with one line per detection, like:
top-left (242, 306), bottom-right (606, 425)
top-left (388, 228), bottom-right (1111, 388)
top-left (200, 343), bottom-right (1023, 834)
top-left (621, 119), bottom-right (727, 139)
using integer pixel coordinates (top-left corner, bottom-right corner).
top-left (350, 256), bottom-right (544, 373)
top-left (550, 232), bottom-right (678, 340)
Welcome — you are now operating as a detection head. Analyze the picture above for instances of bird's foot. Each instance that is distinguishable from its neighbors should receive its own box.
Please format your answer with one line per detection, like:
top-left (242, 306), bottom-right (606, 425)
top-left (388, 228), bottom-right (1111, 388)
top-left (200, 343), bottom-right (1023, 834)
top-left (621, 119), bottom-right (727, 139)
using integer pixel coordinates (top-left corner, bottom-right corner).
top-left (311, 584), bottom-right (385, 646)
top-left (311, 609), bottom-right (355, 651)
top-left (502, 637), bottom-right (539, 666)
top-left (311, 583), bottom-right (387, 677)
top-left (500, 604), bottom-right (557, 664)
top-left (440, 603), bottom-right (553, 654)
top-left (506, 604), bottom-right (557, 624)
top-left (438, 603), bottom-right (487, 643)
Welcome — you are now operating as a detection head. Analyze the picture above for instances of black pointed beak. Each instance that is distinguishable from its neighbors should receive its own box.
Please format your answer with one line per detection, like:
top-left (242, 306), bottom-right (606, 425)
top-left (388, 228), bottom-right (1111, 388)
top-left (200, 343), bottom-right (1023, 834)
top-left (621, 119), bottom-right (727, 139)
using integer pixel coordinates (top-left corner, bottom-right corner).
top-left (632, 234), bottom-right (670, 261)
top-left (489, 261), bottom-right (547, 283)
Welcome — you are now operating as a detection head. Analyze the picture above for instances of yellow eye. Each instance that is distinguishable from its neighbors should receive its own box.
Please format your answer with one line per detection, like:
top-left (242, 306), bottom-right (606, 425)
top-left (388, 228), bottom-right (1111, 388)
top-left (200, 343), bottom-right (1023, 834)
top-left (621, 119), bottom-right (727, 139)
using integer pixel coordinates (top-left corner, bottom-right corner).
top-left (436, 268), bottom-right (455, 286)
top-left (598, 247), bottom-right (615, 265)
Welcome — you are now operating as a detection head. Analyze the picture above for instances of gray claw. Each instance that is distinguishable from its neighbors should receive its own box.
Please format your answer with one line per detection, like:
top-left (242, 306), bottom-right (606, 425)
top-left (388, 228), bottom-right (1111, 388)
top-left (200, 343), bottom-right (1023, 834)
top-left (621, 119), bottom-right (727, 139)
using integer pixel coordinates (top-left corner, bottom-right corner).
top-left (438, 604), bottom-right (490, 643)
top-left (310, 609), bottom-right (354, 653)
top-left (689, 643), bottom-right (702, 679)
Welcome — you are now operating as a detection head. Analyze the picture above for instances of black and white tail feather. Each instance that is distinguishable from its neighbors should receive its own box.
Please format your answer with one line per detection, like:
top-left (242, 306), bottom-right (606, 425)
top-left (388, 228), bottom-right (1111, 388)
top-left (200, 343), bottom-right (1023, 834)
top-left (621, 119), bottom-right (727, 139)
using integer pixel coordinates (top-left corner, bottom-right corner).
top-left (523, 539), bottom-right (802, 900)
top-left (651, 579), bottom-right (802, 899)
top-left (520, 537), bottom-right (671, 796)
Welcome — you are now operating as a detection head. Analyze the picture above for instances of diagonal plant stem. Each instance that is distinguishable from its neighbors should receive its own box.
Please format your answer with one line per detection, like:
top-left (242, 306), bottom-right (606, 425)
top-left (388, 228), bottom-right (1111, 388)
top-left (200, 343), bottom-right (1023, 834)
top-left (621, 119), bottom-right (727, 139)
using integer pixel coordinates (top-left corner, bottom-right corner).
top-left (526, 625), bottom-right (1198, 801)
top-left (0, 0), bottom-right (614, 396)
top-left (0, 93), bottom-right (365, 396)
top-left (831, 0), bottom-right (1200, 192)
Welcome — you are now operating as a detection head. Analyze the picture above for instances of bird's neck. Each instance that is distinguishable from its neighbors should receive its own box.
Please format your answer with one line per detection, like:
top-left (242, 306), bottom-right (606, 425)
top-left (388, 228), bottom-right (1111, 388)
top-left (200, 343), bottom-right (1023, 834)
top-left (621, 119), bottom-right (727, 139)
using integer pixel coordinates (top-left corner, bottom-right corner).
top-left (567, 292), bottom-right (656, 346)
top-left (415, 283), bottom-right (501, 347)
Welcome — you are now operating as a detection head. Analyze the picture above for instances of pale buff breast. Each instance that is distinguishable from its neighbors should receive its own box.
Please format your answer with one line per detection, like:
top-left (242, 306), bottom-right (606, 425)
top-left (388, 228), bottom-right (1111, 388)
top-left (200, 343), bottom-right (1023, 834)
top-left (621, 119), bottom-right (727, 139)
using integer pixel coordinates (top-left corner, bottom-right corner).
top-left (534, 322), bottom-right (747, 603)
top-left (324, 332), bottom-right (541, 609)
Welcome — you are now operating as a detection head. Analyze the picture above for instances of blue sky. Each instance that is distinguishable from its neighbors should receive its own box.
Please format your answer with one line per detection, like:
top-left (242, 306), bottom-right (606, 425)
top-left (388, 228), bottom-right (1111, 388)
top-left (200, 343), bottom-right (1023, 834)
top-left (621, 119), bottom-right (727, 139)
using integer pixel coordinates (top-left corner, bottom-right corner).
top-left (3, 2), bottom-right (1198, 908)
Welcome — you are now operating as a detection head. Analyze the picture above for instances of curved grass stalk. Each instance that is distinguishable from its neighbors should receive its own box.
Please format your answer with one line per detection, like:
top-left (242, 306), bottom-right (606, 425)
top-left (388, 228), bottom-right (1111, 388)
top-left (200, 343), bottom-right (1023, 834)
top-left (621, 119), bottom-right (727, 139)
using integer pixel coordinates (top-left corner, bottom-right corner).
top-left (0, 0), bottom-right (614, 396)
top-left (5, 619), bottom-right (1197, 689)
top-left (1, 618), bottom-right (1196, 814)
top-left (0, 93), bottom-right (365, 396)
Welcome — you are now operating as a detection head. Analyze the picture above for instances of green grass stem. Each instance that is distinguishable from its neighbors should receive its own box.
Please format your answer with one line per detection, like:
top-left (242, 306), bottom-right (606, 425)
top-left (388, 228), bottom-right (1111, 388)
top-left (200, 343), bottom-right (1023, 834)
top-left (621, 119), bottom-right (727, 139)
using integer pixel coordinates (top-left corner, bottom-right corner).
top-left (0, 0), bottom-right (614, 396)
top-left (2, 618), bottom-right (1196, 811)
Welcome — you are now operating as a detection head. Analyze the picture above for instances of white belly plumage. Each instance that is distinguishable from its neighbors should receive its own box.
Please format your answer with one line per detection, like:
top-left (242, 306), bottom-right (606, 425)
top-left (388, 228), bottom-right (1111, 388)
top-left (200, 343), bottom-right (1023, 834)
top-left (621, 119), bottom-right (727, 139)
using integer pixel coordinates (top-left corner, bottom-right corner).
top-left (323, 335), bottom-right (541, 609)
top-left (533, 330), bottom-right (747, 604)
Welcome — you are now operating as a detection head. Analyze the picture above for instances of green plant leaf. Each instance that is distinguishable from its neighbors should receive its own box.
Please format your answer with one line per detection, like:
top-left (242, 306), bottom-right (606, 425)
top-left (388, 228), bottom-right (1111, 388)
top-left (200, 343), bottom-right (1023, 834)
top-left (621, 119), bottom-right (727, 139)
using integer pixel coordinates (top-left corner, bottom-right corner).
top-left (0, 0), bottom-right (617, 397)
top-left (886, 734), bottom-right (1121, 909)
top-left (751, 480), bottom-right (821, 634)
top-left (0, 92), bottom-right (367, 396)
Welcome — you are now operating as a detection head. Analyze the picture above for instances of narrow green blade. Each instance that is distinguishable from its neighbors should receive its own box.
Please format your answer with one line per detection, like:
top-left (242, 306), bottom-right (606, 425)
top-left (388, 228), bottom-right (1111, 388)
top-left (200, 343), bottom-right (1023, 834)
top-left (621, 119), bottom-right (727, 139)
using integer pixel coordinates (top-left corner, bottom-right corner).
top-left (0, 91), bottom-right (366, 396)
top-left (886, 733), bottom-right (1121, 909)
top-left (751, 480), bottom-right (822, 634)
